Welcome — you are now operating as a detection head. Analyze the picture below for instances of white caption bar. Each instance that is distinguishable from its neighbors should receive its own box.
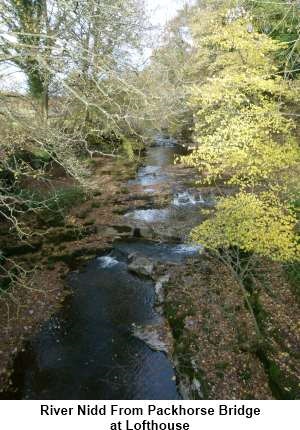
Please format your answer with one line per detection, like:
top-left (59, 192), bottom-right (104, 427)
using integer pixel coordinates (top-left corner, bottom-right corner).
top-left (0, 400), bottom-right (298, 430)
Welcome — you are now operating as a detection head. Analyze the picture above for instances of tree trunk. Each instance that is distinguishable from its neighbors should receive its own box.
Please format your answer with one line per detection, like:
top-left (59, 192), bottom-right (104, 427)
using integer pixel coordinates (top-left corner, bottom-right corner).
top-left (41, 83), bottom-right (49, 124)
top-left (220, 253), bottom-right (262, 340)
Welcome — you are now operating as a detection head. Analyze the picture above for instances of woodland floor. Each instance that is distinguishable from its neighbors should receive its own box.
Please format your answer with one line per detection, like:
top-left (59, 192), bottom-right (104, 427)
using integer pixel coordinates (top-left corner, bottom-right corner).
top-left (162, 256), bottom-right (300, 399)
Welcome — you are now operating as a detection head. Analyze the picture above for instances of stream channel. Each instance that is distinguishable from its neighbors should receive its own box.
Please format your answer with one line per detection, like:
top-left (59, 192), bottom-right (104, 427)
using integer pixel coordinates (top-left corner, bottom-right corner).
top-left (5, 136), bottom-right (212, 400)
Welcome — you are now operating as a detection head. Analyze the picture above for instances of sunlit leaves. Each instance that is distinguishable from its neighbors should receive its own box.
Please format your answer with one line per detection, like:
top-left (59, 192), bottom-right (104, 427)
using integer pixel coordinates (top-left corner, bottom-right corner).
top-left (182, 17), bottom-right (299, 188)
top-left (191, 192), bottom-right (299, 262)
top-left (183, 7), bottom-right (299, 265)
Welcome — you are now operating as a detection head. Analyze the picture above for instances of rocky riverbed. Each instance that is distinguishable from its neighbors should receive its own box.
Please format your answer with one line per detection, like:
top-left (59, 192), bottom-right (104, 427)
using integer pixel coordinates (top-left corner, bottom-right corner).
top-left (1, 137), bottom-right (299, 399)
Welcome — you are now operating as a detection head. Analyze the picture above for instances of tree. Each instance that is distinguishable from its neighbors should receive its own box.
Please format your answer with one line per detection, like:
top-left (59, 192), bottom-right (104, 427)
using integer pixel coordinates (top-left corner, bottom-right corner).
top-left (0, 0), bottom-right (69, 121)
top-left (245, 0), bottom-right (300, 78)
top-left (190, 192), bottom-right (299, 336)
top-left (181, 14), bottom-right (299, 189)
top-left (138, 5), bottom-right (195, 138)
top-left (0, 0), bottom-right (146, 127)
top-left (0, 0), bottom-right (149, 243)
top-left (178, 2), bottom-right (300, 336)
top-left (0, 0), bottom-right (149, 300)
top-left (191, 192), bottom-right (299, 269)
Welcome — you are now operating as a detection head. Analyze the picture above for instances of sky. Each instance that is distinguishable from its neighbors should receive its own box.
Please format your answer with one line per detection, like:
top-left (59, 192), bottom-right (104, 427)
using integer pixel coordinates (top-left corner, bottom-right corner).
top-left (146, 0), bottom-right (189, 26)
top-left (142, 0), bottom-right (195, 63)
top-left (0, 0), bottom-right (194, 91)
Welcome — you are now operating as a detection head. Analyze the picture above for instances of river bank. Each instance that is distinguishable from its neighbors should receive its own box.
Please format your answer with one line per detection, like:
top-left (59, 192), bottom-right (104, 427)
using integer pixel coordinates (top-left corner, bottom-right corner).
top-left (0, 138), bottom-right (299, 399)
top-left (0, 156), bottom-right (142, 394)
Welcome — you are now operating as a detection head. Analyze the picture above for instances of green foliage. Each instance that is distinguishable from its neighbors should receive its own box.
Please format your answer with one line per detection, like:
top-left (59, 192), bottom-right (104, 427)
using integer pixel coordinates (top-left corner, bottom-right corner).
top-left (140, 7), bottom-right (195, 138)
top-left (41, 187), bottom-right (85, 213)
top-left (18, 186), bottom-right (86, 225)
top-left (245, 0), bottom-right (300, 76)
top-left (122, 138), bottom-right (135, 161)
top-left (122, 138), bottom-right (143, 161)
top-left (190, 193), bottom-right (299, 262)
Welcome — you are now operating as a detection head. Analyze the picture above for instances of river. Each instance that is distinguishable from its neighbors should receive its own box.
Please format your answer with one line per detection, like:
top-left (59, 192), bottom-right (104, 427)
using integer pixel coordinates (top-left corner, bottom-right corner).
top-left (4, 136), bottom-right (209, 400)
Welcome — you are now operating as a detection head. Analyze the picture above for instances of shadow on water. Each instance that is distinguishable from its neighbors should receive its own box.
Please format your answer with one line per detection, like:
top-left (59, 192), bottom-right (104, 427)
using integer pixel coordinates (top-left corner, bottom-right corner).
top-left (5, 256), bottom-right (181, 400)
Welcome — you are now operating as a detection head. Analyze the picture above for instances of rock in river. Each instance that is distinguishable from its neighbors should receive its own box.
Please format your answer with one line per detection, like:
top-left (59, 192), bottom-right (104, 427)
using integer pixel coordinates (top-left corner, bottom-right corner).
top-left (132, 321), bottom-right (174, 355)
top-left (128, 255), bottom-right (155, 277)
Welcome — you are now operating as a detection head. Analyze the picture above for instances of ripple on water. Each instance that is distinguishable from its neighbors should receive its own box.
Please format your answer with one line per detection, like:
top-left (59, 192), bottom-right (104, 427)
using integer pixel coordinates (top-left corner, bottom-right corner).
top-left (114, 240), bottom-right (203, 263)
top-left (173, 244), bottom-right (203, 254)
top-left (141, 165), bottom-right (161, 175)
top-left (172, 191), bottom-right (205, 207)
top-left (96, 255), bottom-right (119, 268)
top-left (6, 253), bottom-right (180, 400)
top-left (125, 208), bottom-right (170, 223)
top-left (154, 135), bottom-right (177, 147)
top-left (129, 165), bottom-right (166, 187)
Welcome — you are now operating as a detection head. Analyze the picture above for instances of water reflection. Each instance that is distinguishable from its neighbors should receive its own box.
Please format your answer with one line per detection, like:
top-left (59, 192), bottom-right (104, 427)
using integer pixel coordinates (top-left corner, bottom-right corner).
top-left (8, 257), bottom-right (180, 400)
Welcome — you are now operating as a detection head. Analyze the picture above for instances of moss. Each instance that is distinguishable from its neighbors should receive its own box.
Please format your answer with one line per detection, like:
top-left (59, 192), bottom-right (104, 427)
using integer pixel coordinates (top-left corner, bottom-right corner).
top-left (82, 220), bottom-right (94, 226)
top-left (285, 261), bottom-right (300, 303)
top-left (112, 207), bottom-right (127, 215)
top-left (121, 138), bottom-right (144, 162)
top-left (47, 227), bottom-right (85, 244)
top-left (12, 148), bottom-right (51, 170)
top-left (163, 280), bottom-right (208, 399)
top-left (215, 361), bottom-right (230, 371)
top-left (183, 180), bottom-right (198, 188)
top-left (239, 368), bottom-right (252, 382)
top-left (120, 187), bottom-right (130, 194)
top-left (86, 158), bottom-right (97, 167)
top-left (46, 261), bottom-right (55, 270)
top-left (164, 301), bottom-right (185, 339)
top-left (256, 351), bottom-right (299, 399)
top-left (86, 218), bottom-right (96, 225)
top-left (245, 272), bottom-right (300, 399)
top-left (19, 186), bottom-right (86, 226)
top-left (3, 243), bottom-right (41, 257)
top-left (176, 335), bottom-right (209, 399)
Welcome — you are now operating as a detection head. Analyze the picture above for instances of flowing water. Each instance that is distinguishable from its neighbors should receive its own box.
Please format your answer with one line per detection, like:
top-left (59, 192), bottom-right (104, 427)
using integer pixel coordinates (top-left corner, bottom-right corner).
top-left (4, 136), bottom-right (208, 400)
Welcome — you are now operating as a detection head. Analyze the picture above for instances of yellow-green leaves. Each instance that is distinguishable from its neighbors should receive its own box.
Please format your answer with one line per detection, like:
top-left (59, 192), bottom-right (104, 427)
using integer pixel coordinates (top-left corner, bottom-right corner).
top-left (182, 101), bottom-right (299, 187)
top-left (183, 14), bottom-right (299, 189)
top-left (183, 9), bottom-right (300, 265)
top-left (191, 193), bottom-right (299, 262)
